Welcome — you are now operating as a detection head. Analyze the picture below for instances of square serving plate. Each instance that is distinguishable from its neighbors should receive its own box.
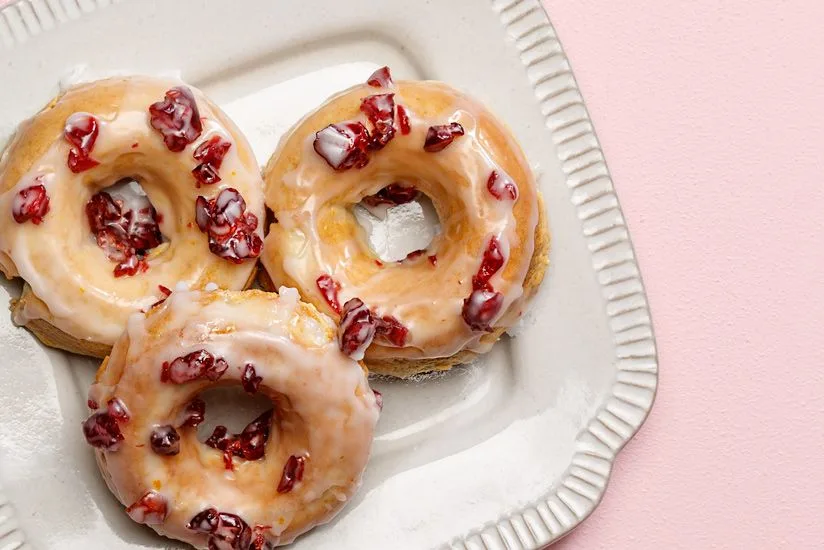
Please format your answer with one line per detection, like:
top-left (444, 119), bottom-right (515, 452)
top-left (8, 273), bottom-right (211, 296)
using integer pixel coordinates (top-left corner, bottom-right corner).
top-left (0, 0), bottom-right (658, 548)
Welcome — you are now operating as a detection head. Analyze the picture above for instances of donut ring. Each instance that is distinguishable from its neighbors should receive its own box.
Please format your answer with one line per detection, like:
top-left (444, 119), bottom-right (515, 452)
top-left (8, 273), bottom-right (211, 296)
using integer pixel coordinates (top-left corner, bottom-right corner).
top-left (0, 77), bottom-right (265, 357)
top-left (261, 69), bottom-right (549, 377)
top-left (83, 288), bottom-right (380, 549)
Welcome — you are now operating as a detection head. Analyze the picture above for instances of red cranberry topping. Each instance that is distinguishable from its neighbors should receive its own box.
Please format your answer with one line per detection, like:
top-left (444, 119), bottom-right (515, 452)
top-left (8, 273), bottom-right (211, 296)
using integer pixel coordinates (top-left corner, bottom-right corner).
top-left (313, 122), bottom-right (371, 171)
top-left (402, 249), bottom-right (425, 262)
top-left (423, 122), bottom-right (465, 152)
top-left (362, 183), bottom-right (418, 207)
top-left (373, 389), bottom-right (383, 410)
top-left (338, 298), bottom-right (377, 359)
top-left (192, 136), bottom-right (232, 187)
top-left (473, 237), bottom-right (505, 291)
top-left (125, 491), bottom-right (168, 525)
top-left (82, 411), bottom-right (124, 450)
top-left (148, 86), bottom-right (203, 152)
top-left (85, 190), bottom-right (162, 277)
top-left (87, 399), bottom-right (99, 410)
top-left (195, 188), bottom-right (262, 263)
top-left (277, 455), bottom-right (306, 493)
top-left (178, 397), bottom-right (206, 428)
top-left (375, 315), bottom-right (409, 347)
top-left (250, 532), bottom-right (275, 550)
top-left (428, 254), bottom-right (438, 266)
top-left (150, 284), bottom-right (173, 308)
top-left (161, 350), bottom-right (229, 384)
top-left (150, 425), bottom-right (180, 456)
top-left (187, 509), bottom-right (252, 550)
top-left (487, 170), bottom-right (519, 201)
top-left (64, 113), bottom-right (100, 173)
top-left (12, 182), bottom-right (50, 225)
top-left (315, 274), bottom-right (342, 314)
top-left (397, 105), bottom-right (411, 135)
top-left (188, 507), bottom-right (220, 532)
top-left (360, 93), bottom-right (396, 150)
top-left (366, 66), bottom-right (394, 88)
top-left (205, 410), bottom-right (274, 468)
top-left (462, 289), bottom-right (504, 331)
top-left (107, 397), bottom-right (130, 422)
top-left (241, 364), bottom-right (262, 394)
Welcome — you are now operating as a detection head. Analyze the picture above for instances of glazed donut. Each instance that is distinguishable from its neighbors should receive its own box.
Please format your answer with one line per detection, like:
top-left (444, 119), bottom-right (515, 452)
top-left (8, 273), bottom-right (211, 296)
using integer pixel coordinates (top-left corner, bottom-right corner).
top-left (261, 67), bottom-right (549, 377)
top-left (0, 77), bottom-right (265, 358)
top-left (82, 288), bottom-right (380, 549)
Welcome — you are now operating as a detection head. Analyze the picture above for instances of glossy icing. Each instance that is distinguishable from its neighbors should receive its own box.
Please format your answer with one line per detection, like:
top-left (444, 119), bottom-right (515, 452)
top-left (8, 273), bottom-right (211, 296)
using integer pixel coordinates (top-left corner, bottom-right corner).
top-left (87, 289), bottom-right (380, 548)
top-left (262, 80), bottom-right (540, 361)
top-left (0, 77), bottom-right (265, 346)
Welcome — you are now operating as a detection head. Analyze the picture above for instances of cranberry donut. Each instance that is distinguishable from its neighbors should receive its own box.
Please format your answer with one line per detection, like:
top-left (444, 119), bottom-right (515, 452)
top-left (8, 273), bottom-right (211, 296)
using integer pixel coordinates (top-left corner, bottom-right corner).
top-left (0, 77), bottom-right (265, 357)
top-left (261, 67), bottom-right (549, 377)
top-left (83, 288), bottom-right (380, 549)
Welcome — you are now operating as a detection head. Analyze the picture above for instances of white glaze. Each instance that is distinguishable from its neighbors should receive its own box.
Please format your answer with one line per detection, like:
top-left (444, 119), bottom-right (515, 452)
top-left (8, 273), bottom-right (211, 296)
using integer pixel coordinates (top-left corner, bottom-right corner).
top-left (0, 77), bottom-right (265, 346)
top-left (87, 289), bottom-right (380, 549)
top-left (262, 82), bottom-right (540, 361)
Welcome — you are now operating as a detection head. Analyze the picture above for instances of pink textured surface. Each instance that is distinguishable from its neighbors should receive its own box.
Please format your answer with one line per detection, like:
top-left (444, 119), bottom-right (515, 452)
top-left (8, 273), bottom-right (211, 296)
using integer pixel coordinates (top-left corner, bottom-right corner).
top-left (544, 0), bottom-right (824, 548)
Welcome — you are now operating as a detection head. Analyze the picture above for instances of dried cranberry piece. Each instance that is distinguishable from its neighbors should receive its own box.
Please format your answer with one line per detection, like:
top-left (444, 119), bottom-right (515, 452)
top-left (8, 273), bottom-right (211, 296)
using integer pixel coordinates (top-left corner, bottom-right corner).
top-left (87, 399), bottom-right (99, 410)
top-left (107, 397), bottom-right (130, 422)
top-left (161, 350), bottom-right (229, 384)
top-left (212, 512), bottom-right (252, 550)
top-left (192, 136), bottom-right (232, 187)
top-left (487, 170), bottom-right (519, 201)
top-left (366, 66), bottom-right (394, 88)
top-left (402, 249), bottom-right (425, 262)
top-left (12, 182), bottom-right (50, 224)
top-left (373, 389), bottom-right (383, 411)
top-left (375, 315), bottom-right (409, 347)
top-left (178, 397), bottom-right (206, 428)
top-left (205, 410), bottom-right (274, 468)
top-left (150, 284), bottom-right (173, 308)
top-left (150, 425), bottom-right (180, 456)
top-left (361, 183), bottom-right (418, 207)
top-left (397, 104), bottom-right (411, 135)
top-left (241, 364), bottom-right (262, 394)
top-left (237, 409), bottom-right (273, 461)
top-left (315, 274), bottom-right (342, 314)
top-left (195, 189), bottom-right (262, 263)
top-left (423, 122), bottom-right (465, 152)
top-left (313, 122), bottom-right (371, 171)
top-left (148, 86), bottom-right (203, 152)
top-left (338, 298), bottom-right (377, 359)
top-left (113, 254), bottom-right (148, 278)
top-left (125, 491), bottom-right (168, 525)
top-left (462, 288), bottom-right (504, 331)
top-left (188, 507), bottom-right (220, 532)
top-left (64, 113), bottom-right (100, 173)
top-left (85, 190), bottom-right (162, 277)
top-left (360, 93), bottom-right (396, 149)
top-left (82, 411), bottom-right (124, 450)
top-left (277, 455), bottom-right (306, 493)
top-left (428, 254), bottom-right (438, 266)
top-left (473, 237), bottom-right (505, 290)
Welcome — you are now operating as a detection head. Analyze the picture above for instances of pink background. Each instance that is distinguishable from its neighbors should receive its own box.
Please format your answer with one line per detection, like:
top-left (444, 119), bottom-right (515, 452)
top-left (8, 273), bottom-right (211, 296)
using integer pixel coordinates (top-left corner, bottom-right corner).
top-left (544, 0), bottom-right (824, 548)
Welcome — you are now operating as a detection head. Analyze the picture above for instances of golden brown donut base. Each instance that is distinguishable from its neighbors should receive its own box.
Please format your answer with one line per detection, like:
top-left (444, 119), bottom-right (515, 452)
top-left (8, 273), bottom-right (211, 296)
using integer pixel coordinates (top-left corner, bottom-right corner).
top-left (5, 266), bottom-right (257, 359)
top-left (260, 197), bottom-right (549, 379)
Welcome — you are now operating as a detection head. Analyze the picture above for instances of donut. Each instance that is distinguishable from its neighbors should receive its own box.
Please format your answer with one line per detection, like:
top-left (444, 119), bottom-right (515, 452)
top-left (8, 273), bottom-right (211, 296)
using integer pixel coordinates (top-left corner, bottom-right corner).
top-left (260, 67), bottom-right (549, 377)
top-left (82, 288), bottom-right (380, 549)
top-left (0, 76), bottom-right (265, 358)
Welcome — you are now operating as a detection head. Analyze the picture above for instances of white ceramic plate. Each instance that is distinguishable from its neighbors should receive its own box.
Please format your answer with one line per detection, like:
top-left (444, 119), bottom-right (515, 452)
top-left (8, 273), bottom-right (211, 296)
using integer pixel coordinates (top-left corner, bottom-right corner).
top-left (0, 1), bottom-right (658, 549)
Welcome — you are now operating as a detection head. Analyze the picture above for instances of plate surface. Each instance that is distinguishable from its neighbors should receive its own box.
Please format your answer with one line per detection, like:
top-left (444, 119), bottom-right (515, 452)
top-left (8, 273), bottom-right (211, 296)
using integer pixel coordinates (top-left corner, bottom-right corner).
top-left (0, 1), bottom-right (658, 549)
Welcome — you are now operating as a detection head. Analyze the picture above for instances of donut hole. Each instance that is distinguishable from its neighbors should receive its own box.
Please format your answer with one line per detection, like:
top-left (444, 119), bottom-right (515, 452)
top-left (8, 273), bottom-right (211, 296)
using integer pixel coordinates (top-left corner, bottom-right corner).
top-left (85, 177), bottom-right (168, 275)
top-left (353, 184), bottom-right (441, 263)
top-left (195, 385), bottom-right (274, 444)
